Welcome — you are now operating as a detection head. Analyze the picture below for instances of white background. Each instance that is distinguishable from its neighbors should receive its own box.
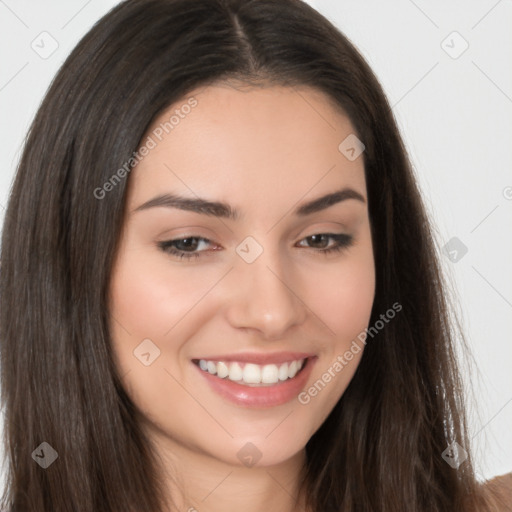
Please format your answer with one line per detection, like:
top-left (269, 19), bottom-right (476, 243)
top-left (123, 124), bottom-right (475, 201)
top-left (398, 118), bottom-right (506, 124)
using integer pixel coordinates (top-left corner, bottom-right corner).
top-left (0, 0), bottom-right (511, 487)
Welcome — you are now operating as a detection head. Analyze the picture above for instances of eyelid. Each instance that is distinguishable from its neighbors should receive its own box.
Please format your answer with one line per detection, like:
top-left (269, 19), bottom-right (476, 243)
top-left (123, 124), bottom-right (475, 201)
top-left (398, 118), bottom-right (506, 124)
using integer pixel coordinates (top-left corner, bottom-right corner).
top-left (155, 225), bottom-right (218, 240)
top-left (291, 220), bottom-right (352, 239)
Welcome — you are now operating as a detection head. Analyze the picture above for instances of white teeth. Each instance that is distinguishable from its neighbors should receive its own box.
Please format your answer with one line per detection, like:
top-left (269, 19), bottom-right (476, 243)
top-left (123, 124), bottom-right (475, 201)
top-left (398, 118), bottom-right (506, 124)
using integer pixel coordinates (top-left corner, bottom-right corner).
top-left (288, 360), bottom-right (298, 378)
top-left (261, 364), bottom-right (279, 384)
top-left (228, 362), bottom-right (243, 381)
top-left (196, 358), bottom-right (306, 385)
top-left (216, 361), bottom-right (229, 378)
top-left (278, 362), bottom-right (289, 381)
top-left (243, 364), bottom-right (261, 384)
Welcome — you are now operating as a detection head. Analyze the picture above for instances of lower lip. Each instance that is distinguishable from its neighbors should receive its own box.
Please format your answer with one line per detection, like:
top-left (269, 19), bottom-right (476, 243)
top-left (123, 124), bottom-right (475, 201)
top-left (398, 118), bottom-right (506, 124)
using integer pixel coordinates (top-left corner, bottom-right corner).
top-left (193, 358), bottom-right (317, 408)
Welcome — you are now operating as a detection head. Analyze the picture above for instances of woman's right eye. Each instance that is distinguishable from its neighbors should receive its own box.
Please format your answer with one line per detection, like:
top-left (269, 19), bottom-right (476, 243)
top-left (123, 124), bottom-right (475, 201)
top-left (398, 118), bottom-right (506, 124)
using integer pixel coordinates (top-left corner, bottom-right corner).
top-left (158, 237), bottom-right (215, 260)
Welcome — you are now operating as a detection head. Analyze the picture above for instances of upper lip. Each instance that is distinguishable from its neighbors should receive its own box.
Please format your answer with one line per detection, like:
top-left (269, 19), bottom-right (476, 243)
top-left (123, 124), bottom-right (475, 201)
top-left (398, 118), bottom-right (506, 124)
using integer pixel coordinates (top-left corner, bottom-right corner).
top-left (192, 351), bottom-right (315, 365)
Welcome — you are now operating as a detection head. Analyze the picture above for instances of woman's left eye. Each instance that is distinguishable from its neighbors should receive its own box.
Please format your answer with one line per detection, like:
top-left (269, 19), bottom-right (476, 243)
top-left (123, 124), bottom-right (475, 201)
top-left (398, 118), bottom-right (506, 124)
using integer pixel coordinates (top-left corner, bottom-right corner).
top-left (296, 233), bottom-right (354, 254)
top-left (158, 233), bottom-right (354, 261)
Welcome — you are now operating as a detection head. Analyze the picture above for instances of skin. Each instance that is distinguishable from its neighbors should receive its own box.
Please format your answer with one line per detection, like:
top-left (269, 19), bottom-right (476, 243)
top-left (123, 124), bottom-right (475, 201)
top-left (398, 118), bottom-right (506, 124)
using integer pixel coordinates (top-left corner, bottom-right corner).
top-left (109, 83), bottom-right (376, 512)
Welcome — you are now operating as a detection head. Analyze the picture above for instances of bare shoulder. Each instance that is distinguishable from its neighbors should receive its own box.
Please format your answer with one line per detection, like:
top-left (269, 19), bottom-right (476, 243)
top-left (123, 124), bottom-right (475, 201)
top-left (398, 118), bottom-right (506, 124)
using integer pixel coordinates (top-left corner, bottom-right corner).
top-left (481, 472), bottom-right (512, 511)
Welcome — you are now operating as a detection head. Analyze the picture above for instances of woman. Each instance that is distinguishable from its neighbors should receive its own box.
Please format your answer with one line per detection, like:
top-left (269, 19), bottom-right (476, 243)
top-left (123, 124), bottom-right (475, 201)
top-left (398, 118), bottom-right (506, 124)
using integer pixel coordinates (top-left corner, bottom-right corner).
top-left (0, 0), bottom-right (509, 510)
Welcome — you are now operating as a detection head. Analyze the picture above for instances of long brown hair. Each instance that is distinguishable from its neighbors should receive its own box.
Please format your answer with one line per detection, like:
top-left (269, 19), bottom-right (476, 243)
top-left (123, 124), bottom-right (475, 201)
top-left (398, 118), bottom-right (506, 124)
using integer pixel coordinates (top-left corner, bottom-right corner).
top-left (0, 0), bottom-right (490, 510)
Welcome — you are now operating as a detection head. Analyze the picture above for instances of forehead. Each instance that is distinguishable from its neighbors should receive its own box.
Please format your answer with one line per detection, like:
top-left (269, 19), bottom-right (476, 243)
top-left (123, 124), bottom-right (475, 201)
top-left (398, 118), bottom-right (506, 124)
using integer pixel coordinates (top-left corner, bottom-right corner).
top-left (126, 83), bottom-right (367, 211)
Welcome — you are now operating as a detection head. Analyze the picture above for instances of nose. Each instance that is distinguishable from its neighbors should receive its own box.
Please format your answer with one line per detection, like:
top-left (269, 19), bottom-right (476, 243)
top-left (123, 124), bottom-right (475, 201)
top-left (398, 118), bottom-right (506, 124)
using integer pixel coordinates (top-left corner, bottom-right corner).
top-left (223, 246), bottom-right (307, 340)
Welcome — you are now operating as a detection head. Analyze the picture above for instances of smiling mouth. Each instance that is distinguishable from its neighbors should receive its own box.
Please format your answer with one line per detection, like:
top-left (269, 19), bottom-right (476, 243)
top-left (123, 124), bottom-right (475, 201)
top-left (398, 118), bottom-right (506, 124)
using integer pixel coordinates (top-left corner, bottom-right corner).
top-left (192, 357), bottom-right (309, 387)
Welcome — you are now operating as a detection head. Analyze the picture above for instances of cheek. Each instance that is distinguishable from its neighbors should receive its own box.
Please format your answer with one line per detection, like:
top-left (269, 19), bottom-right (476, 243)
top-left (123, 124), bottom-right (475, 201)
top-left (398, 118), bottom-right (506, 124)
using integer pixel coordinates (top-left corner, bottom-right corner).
top-left (109, 248), bottom-right (217, 336)
top-left (295, 256), bottom-right (373, 434)
top-left (108, 250), bottom-right (190, 383)
top-left (108, 250), bottom-right (204, 419)
top-left (296, 236), bottom-right (375, 413)
top-left (303, 248), bottom-right (375, 343)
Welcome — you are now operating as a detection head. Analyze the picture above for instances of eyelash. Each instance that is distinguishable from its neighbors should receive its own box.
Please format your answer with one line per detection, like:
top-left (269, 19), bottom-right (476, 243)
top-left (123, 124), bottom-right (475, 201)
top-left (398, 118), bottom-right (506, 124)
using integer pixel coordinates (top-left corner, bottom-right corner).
top-left (158, 233), bottom-right (354, 260)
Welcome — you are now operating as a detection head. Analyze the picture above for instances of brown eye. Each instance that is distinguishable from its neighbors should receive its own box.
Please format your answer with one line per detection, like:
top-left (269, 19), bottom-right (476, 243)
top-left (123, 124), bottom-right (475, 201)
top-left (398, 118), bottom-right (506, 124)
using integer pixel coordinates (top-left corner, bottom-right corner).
top-left (297, 233), bottom-right (353, 254)
top-left (158, 237), bottom-right (213, 260)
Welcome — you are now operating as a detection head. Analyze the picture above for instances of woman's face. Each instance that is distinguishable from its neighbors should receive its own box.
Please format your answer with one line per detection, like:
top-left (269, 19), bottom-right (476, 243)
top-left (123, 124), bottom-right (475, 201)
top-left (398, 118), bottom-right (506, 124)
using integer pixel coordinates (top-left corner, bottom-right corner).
top-left (109, 83), bottom-right (375, 468)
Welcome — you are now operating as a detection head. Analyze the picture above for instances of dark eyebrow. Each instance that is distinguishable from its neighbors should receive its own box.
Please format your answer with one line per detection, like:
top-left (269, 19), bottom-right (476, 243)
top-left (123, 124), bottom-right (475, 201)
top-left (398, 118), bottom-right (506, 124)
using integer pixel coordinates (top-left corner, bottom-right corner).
top-left (295, 188), bottom-right (365, 215)
top-left (132, 187), bottom-right (365, 219)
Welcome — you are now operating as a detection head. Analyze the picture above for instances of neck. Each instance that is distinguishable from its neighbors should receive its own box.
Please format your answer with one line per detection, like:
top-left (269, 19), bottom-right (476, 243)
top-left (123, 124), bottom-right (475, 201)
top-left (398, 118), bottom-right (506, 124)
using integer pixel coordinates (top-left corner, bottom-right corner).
top-left (152, 432), bottom-right (309, 512)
